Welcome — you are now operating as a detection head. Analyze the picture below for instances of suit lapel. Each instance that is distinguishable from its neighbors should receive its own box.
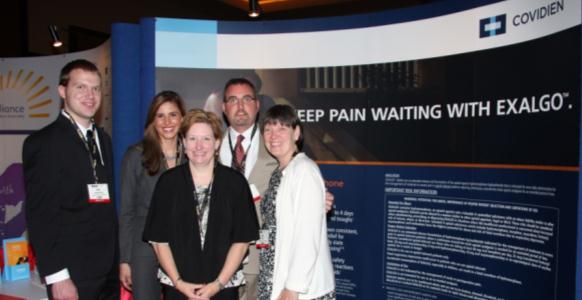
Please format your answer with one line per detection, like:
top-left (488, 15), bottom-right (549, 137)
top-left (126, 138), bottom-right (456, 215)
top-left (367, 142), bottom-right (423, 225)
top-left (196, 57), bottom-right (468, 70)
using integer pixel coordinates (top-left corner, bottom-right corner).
top-left (56, 114), bottom-right (88, 152)
top-left (96, 127), bottom-right (111, 166)
top-left (249, 135), bottom-right (276, 184)
top-left (55, 114), bottom-right (97, 183)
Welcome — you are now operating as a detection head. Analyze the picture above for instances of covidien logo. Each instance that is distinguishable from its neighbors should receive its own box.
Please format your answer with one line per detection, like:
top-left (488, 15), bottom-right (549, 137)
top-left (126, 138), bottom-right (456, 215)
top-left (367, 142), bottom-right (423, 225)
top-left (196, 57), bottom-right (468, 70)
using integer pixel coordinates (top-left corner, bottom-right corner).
top-left (479, 14), bottom-right (506, 38)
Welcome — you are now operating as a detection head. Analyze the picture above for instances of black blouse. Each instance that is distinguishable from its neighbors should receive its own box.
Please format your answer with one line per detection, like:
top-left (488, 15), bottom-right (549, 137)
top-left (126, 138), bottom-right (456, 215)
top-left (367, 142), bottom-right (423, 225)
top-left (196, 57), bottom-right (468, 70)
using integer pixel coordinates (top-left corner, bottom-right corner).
top-left (143, 163), bottom-right (259, 284)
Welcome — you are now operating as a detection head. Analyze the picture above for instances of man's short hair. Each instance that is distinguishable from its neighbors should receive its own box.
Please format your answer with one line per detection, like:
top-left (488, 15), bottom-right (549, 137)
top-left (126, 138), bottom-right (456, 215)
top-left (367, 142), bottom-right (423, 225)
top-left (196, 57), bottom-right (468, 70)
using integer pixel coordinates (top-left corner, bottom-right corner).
top-left (223, 78), bottom-right (257, 102)
top-left (59, 59), bottom-right (101, 86)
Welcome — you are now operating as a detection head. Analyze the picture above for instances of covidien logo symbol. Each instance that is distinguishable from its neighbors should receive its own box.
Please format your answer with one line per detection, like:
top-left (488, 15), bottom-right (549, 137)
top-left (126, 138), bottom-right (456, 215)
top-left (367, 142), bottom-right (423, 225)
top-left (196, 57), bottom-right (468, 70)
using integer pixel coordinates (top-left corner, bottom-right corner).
top-left (479, 14), bottom-right (506, 38)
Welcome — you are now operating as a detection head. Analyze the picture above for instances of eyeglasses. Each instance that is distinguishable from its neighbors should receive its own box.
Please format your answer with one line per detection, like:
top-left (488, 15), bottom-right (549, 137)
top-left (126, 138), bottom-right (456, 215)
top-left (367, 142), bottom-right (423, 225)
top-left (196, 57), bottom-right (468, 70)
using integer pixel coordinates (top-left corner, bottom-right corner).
top-left (225, 95), bottom-right (256, 105)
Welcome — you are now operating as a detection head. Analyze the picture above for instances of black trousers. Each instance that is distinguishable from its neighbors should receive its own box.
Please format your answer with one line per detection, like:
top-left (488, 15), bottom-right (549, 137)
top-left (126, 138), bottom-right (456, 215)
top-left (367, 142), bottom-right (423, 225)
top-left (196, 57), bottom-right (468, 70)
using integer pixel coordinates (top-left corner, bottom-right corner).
top-left (47, 263), bottom-right (119, 300)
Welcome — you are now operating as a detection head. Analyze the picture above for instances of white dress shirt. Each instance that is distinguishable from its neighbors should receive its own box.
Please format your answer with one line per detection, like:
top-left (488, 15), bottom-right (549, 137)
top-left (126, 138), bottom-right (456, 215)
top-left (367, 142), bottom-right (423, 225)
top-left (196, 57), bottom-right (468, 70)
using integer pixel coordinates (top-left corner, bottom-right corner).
top-left (219, 125), bottom-right (259, 179)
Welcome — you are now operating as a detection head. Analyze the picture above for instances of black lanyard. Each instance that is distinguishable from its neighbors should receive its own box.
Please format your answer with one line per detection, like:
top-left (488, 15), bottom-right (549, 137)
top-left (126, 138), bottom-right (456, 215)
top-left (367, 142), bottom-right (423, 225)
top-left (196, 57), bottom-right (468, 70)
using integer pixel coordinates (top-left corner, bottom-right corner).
top-left (191, 165), bottom-right (216, 230)
top-left (62, 111), bottom-right (101, 183)
top-left (227, 123), bottom-right (258, 171)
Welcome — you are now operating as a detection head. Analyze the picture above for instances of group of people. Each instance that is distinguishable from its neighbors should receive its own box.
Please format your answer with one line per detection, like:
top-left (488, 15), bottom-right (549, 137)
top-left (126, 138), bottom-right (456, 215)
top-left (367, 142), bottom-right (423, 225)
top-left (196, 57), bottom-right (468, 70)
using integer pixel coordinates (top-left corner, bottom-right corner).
top-left (23, 59), bottom-right (336, 300)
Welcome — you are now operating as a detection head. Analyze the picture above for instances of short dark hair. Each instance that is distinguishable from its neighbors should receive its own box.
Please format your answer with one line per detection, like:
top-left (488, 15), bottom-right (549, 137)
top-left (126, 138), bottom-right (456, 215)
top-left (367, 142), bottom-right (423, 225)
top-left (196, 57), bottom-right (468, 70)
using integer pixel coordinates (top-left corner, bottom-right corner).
top-left (59, 59), bottom-right (101, 86)
top-left (261, 104), bottom-right (304, 150)
top-left (223, 78), bottom-right (257, 102)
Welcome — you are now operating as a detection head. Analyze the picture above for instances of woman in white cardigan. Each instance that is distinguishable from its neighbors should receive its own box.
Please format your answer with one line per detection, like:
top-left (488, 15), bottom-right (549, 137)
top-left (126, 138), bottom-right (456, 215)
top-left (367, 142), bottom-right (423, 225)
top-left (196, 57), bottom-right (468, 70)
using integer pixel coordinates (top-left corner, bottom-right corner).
top-left (257, 105), bottom-right (335, 300)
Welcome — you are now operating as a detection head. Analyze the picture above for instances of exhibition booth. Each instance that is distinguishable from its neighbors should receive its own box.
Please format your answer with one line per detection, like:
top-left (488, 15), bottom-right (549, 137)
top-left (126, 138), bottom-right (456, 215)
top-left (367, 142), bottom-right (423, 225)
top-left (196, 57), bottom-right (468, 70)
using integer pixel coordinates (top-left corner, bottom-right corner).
top-left (0, 0), bottom-right (580, 299)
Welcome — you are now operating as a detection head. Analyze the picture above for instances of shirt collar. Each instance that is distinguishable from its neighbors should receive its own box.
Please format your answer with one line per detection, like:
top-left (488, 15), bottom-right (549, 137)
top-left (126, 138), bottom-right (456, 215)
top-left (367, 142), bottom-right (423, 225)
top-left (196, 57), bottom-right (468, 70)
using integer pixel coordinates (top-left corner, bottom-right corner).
top-left (61, 110), bottom-right (94, 132)
top-left (228, 124), bottom-right (256, 141)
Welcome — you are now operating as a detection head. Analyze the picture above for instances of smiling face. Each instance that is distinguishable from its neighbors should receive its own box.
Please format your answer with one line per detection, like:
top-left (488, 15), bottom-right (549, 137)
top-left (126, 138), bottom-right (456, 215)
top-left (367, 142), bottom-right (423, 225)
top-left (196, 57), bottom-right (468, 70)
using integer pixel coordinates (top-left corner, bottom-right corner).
top-left (263, 121), bottom-right (300, 168)
top-left (154, 102), bottom-right (183, 142)
top-left (222, 83), bottom-right (260, 133)
top-left (58, 69), bottom-right (101, 127)
top-left (183, 122), bottom-right (220, 168)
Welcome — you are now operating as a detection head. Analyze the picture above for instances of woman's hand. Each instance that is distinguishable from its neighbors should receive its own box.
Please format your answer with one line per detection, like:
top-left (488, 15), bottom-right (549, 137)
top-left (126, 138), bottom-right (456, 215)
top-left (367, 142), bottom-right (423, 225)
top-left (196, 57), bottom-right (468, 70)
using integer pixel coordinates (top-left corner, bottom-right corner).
top-left (194, 280), bottom-right (221, 299)
top-left (119, 263), bottom-right (132, 291)
top-left (175, 279), bottom-right (208, 300)
top-left (276, 288), bottom-right (299, 300)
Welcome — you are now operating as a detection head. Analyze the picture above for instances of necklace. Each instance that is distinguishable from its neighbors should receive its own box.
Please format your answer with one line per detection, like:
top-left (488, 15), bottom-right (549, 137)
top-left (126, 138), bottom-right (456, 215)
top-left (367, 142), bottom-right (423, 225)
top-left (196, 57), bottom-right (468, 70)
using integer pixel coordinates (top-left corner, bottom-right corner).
top-left (163, 139), bottom-right (183, 168)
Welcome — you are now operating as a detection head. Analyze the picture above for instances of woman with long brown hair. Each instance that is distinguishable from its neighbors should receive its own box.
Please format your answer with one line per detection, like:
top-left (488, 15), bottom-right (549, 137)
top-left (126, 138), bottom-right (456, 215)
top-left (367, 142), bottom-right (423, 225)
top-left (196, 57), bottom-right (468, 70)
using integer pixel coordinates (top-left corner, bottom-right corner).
top-left (119, 91), bottom-right (187, 299)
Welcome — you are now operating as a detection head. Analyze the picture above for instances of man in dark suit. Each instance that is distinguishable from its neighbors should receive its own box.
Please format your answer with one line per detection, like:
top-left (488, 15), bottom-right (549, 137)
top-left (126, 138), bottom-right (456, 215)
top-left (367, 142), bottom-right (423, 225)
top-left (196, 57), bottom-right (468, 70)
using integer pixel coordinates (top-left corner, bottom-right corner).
top-left (23, 59), bottom-right (119, 300)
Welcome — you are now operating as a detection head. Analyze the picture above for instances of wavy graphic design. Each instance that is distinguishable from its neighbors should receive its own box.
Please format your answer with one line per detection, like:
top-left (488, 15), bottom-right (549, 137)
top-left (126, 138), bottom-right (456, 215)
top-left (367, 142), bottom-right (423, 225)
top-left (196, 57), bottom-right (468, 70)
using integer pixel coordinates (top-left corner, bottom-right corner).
top-left (0, 164), bottom-right (26, 239)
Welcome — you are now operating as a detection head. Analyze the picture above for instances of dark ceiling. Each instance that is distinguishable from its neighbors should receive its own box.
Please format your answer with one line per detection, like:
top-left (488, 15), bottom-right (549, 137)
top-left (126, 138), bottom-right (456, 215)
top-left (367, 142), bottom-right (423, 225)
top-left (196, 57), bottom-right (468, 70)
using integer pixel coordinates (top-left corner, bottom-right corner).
top-left (1, 0), bottom-right (437, 57)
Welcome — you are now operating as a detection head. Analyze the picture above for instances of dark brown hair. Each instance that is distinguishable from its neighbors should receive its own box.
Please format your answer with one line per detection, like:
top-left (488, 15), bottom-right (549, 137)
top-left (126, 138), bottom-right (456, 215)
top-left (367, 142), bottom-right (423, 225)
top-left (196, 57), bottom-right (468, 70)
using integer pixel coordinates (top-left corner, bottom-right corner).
top-left (261, 104), bottom-right (303, 150)
top-left (223, 78), bottom-right (257, 102)
top-left (59, 59), bottom-right (101, 86)
top-left (142, 91), bottom-right (187, 175)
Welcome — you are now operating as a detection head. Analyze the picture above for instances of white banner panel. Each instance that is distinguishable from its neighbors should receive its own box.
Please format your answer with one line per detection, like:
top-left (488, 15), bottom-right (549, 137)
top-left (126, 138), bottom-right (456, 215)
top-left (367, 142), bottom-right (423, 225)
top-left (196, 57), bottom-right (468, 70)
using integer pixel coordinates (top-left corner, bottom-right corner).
top-left (155, 0), bottom-right (580, 69)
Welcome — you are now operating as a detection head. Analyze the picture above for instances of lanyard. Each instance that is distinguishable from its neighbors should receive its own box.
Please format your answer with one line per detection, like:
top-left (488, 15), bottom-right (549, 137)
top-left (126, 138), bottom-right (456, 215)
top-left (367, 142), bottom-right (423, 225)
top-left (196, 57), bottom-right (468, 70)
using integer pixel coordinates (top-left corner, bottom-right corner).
top-left (62, 111), bottom-right (100, 183)
top-left (191, 166), bottom-right (216, 232)
top-left (227, 123), bottom-right (258, 171)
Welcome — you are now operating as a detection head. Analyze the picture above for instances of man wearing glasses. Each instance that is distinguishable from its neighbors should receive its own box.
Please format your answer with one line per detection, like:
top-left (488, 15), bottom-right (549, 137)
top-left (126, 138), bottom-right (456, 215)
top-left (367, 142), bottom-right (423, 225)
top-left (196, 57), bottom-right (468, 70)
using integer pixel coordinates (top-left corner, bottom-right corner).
top-left (220, 77), bottom-right (273, 300)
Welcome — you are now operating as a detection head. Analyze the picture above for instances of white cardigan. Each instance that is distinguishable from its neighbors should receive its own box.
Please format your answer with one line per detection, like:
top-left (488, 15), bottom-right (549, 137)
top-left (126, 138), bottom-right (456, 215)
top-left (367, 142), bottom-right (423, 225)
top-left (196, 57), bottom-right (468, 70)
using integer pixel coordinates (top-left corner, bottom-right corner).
top-left (271, 153), bottom-right (335, 299)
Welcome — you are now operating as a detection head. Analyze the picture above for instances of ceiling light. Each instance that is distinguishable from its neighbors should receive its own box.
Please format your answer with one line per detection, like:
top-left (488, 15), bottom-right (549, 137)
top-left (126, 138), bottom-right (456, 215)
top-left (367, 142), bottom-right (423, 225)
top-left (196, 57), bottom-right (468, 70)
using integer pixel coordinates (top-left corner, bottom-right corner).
top-left (48, 25), bottom-right (63, 48)
top-left (249, 0), bottom-right (261, 18)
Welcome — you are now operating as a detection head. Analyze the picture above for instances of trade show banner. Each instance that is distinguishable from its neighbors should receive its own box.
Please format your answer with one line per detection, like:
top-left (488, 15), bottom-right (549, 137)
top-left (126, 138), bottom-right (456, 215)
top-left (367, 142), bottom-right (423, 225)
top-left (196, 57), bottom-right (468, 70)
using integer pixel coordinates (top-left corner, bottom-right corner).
top-left (0, 42), bottom-right (112, 240)
top-left (148, 0), bottom-right (581, 299)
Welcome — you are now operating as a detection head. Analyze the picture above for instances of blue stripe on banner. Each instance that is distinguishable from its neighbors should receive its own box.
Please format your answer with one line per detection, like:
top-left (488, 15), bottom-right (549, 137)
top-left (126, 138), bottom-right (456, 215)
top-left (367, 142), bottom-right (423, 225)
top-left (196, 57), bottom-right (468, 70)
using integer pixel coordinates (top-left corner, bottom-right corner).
top-left (156, 18), bottom-right (217, 33)
top-left (155, 31), bottom-right (217, 68)
top-left (217, 0), bottom-right (504, 34)
top-left (155, 18), bottom-right (217, 68)
top-left (141, 18), bottom-right (156, 126)
top-left (111, 22), bottom-right (143, 212)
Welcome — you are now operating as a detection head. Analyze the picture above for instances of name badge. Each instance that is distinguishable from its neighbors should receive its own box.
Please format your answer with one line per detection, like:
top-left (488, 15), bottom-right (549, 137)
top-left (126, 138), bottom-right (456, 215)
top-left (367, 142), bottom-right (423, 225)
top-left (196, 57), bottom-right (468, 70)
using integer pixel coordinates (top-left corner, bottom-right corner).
top-left (250, 184), bottom-right (261, 202)
top-left (87, 183), bottom-right (111, 204)
top-left (256, 229), bottom-right (271, 249)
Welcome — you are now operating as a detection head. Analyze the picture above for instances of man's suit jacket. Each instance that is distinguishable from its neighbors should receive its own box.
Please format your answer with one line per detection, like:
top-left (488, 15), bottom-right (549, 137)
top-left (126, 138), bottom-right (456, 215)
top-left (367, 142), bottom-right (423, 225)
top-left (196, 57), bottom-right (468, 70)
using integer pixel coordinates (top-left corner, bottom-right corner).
top-left (23, 114), bottom-right (118, 282)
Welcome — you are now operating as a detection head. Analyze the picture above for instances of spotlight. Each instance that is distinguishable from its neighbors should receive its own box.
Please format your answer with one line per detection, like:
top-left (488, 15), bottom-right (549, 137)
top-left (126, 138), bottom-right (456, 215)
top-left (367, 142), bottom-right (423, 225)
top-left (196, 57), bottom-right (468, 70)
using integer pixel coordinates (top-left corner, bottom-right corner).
top-left (48, 25), bottom-right (63, 48)
top-left (249, 0), bottom-right (261, 18)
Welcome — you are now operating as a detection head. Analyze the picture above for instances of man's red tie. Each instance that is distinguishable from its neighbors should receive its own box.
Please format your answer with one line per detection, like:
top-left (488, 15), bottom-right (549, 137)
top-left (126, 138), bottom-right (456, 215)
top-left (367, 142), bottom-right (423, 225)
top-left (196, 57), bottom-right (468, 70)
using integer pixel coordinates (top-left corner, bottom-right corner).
top-left (234, 134), bottom-right (245, 174)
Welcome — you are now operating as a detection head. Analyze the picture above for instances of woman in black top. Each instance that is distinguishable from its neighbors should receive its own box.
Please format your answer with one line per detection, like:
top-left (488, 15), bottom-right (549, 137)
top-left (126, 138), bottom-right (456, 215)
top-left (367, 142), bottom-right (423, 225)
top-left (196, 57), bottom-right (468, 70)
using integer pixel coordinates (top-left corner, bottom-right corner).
top-left (143, 109), bottom-right (259, 300)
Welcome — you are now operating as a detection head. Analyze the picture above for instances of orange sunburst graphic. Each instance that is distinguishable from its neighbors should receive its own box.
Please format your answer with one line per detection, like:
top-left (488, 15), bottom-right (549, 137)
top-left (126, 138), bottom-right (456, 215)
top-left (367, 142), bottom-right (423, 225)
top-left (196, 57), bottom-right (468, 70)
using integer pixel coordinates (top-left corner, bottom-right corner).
top-left (0, 69), bottom-right (53, 118)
